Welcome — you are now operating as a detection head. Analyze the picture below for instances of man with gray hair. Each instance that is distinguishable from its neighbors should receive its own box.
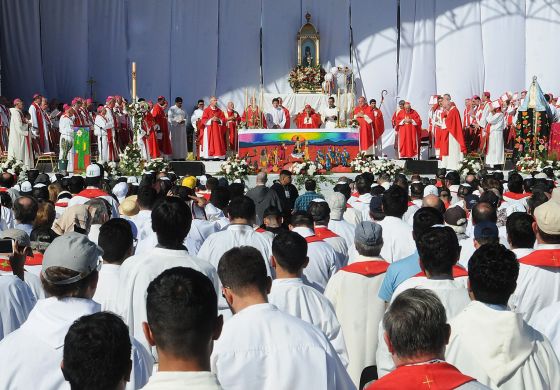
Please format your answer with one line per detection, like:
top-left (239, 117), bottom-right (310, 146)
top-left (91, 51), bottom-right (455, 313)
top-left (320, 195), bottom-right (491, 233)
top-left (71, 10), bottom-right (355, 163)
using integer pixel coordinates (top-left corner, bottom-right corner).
top-left (324, 221), bottom-right (389, 386)
top-left (367, 289), bottom-right (487, 389)
top-left (245, 171), bottom-right (283, 226)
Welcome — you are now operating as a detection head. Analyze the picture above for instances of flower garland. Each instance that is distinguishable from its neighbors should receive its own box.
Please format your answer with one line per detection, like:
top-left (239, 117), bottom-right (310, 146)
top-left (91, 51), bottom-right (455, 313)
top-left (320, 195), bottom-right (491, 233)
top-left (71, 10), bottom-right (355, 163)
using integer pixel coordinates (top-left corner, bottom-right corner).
top-left (220, 155), bottom-right (254, 182)
top-left (288, 65), bottom-right (326, 91)
top-left (290, 159), bottom-right (334, 189)
top-left (458, 157), bottom-right (483, 178)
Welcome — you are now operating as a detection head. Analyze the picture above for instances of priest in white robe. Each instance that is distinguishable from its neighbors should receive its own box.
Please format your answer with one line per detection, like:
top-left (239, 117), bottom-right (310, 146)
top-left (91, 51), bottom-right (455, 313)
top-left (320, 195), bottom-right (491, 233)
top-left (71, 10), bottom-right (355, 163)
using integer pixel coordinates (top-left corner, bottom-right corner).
top-left (94, 106), bottom-right (108, 163)
top-left (324, 222), bottom-right (389, 387)
top-left (168, 97), bottom-right (188, 159)
top-left (58, 108), bottom-right (75, 172)
top-left (0, 274), bottom-right (36, 341)
top-left (266, 98), bottom-right (286, 129)
top-left (485, 102), bottom-right (505, 166)
top-left (446, 244), bottom-right (560, 389)
top-left (267, 231), bottom-right (349, 367)
top-left (440, 95), bottom-right (467, 171)
top-left (211, 246), bottom-right (355, 390)
top-left (322, 96), bottom-right (339, 129)
top-left (8, 99), bottom-right (33, 168)
top-left (308, 199), bottom-right (349, 265)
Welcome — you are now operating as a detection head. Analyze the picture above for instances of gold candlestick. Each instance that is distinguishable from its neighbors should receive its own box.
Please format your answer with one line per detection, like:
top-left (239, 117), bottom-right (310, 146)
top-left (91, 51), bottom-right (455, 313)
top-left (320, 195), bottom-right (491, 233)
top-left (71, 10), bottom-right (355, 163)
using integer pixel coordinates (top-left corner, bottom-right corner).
top-left (131, 62), bottom-right (137, 100)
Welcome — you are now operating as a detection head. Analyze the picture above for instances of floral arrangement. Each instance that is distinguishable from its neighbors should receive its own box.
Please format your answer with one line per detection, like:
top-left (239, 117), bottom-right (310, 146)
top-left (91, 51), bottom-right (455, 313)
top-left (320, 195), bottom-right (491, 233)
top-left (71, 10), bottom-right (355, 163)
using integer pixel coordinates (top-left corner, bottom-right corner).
top-left (458, 157), bottom-right (483, 177)
top-left (370, 159), bottom-right (403, 177)
top-left (102, 161), bottom-right (120, 178)
top-left (143, 157), bottom-right (170, 174)
top-left (290, 159), bottom-right (334, 189)
top-left (347, 119), bottom-right (359, 128)
top-left (219, 155), bottom-right (254, 182)
top-left (118, 144), bottom-right (144, 177)
top-left (350, 151), bottom-right (374, 173)
top-left (515, 156), bottom-right (546, 174)
top-left (126, 99), bottom-right (150, 139)
top-left (288, 65), bottom-right (326, 92)
top-left (1, 157), bottom-right (29, 179)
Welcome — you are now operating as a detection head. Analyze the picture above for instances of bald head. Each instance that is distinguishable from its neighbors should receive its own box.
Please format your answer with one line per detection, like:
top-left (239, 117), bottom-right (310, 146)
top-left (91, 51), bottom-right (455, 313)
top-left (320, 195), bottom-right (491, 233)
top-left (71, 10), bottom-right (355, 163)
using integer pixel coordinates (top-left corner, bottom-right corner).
top-left (472, 202), bottom-right (497, 225)
top-left (256, 171), bottom-right (268, 185)
top-left (422, 194), bottom-right (445, 214)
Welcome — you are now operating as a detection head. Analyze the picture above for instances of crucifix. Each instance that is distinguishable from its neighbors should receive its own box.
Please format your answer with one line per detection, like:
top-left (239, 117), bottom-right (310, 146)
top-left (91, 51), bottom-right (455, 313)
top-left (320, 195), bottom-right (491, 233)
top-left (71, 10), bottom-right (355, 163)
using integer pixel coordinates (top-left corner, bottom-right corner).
top-left (86, 77), bottom-right (96, 102)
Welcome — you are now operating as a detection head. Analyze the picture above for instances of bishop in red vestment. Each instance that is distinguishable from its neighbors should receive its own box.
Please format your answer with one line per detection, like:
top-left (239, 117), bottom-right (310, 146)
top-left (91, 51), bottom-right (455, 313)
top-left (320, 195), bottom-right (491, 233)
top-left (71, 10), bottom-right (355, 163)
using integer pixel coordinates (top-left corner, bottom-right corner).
top-left (279, 97), bottom-right (291, 128)
top-left (152, 96), bottom-right (173, 156)
top-left (369, 99), bottom-right (385, 146)
top-left (296, 104), bottom-right (322, 129)
top-left (395, 102), bottom-right (422, 158)
top-left (225, 102), bottom-right (241, 151)
top-left (199, 97), bottom-right (227, 159)
top-left (142, 111), bottom-right (160, 159)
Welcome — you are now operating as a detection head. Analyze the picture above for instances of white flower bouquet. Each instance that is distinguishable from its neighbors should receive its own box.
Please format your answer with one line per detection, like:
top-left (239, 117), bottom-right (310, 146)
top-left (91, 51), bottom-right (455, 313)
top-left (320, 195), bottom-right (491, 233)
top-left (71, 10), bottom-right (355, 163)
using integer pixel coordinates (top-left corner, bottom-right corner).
top-left (2, 157), bottom-right (29, 179)
top-left (370, 158), bottom-right (403, 177)
top-left (350, 152), bottom-right (374, 173)
top-left (220, 155), bottom-right (254, 182)
top-left (119, 144), bottom-right (144, 176)
top-left (515, 156), bottom-right (545, 174)
top-left (458, 157), bottom-right (483, 178)
top-left (290, 159), bottom-right (334, 189)
top-left (143, 157), bottom-right (170, 174)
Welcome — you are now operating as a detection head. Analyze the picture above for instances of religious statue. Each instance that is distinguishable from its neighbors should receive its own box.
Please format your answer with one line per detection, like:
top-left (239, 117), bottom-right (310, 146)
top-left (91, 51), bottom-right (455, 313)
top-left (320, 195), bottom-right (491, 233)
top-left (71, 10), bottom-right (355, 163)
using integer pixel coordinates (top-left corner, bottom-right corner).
top-left (297, 13), bottom-right (320, 68)
top-left (304, 46), bottom-right (313, 67)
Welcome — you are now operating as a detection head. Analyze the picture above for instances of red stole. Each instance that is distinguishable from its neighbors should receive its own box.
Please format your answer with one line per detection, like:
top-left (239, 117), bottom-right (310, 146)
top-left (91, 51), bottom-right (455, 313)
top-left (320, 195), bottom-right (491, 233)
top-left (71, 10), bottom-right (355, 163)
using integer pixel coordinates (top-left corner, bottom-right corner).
top-left (304, 235), bottom-right (324, 244)
top-left (26, 253), bottom-right (44, 266)
top-left (518, 249), bottom-right (560, 268)
top-left (200, 106), bottom-right (227, 157)
top-left (340, 260), bottom-right (389, 276)
top-left (282, 106), bottom-right (291, 128)
top-left (255, 227), bottom-right (266, 233)
top-left (415, 265), bottom-right (468, 278)
top-left (372, 108), bottom-right (385, 142)
top-left (107, 126), bottom-right (116, 161)
top-left (442, 105), bottom-right (467, 156)
top-left (77, 188), bottom-right (109, 199)
top-left (366, 361), bottom-right (475, 390)
top-left (396, 109), bottom-right (422, 158)
top-left (0, 258), bottom-right (11, 272)
top-left (143, 113), bottom-right (160, 158)
top-left (314, 227), bottom-right (340, 239)
top-left (502, 191), bottom-right (530, 201)
top-left (296, 112), bottom-right (321, 129)
top-left (33, 103), bottom-right (46, 151)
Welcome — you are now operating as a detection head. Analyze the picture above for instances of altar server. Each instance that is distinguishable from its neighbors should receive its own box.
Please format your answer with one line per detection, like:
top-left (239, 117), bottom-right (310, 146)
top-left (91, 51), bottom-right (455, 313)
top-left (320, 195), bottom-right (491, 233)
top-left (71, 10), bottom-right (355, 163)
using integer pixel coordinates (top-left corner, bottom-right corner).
top-left (268, 232), bottom-right (349, 366)
top-left (289, 212), bottom-right (342, 292)
top-left (322, 96), bottom-right (338, 129)
top-left (509, 190), bottom-right (560, 322)
top-left (353, 96), bottom-right (375, 154)
top-left (58, 106), bottom-right (75, 172)
top-left (29, 93), bottom-right (49, 153)
top-left (324, 222), bottom-right (389, 386)
top-left (441, 95), bottom-right (467, 170)
top-left (211, 246), bottom-right (355, 390)
top-left (116, 197), bottom-right (219, 355)
top-left (67, 164), bottom-right (119, 218)
top-left (152, 96), bottom-right (172, 158)
top-left (369, 99), bottom-right (385, 156)
top-left (266, 98), bottom-right (286, 129)
top-left (94, 106), bottom-right (108, 163)
top-left (308, 199), bottom-right (349, 264)
top-left (104, 96), bottom-right (118, 161)
top-left (485, 100), bottom-right (505, 166)
top-left (296, 104), bottom-right (322, 128)
top-left (199, 97), bottom-right (227, 160)
top-left (446, 244), bottom-right (560, 389)
top-left (167, 97), bottom-right (188, 159)
top-left (278, 97), bottom-right (291, 128)
top-left (368, 289), bottom-right (486, 389)
top-left (395, 102), bottom-right (422, 158)
top-left (0, 233), bottom-right (153, 390)
top-left (8, 99), bottom-right (33, 168)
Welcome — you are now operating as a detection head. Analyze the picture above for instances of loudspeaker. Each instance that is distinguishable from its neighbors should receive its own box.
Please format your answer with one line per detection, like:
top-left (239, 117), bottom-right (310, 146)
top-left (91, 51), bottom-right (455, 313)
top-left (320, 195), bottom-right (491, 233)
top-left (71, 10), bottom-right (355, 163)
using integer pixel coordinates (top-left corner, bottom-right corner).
top-left (404, 160), bottom-right (439, 175)
top-left (169, 161), bottom-right (205, 176)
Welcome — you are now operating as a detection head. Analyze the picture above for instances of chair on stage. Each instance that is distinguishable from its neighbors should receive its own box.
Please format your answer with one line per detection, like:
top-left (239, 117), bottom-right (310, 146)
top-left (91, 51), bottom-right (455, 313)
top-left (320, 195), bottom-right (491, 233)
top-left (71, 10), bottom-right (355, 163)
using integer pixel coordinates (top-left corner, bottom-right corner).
top-left (35, 152), bottom-right (58, 172)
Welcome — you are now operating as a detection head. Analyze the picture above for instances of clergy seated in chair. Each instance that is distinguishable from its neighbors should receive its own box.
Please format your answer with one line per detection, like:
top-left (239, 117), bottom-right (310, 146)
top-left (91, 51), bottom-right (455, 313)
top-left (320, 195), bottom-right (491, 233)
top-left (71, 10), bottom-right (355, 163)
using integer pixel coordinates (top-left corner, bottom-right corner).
top-left (365, 289), bottom-right (489, 389)
top-left (445, 244), bottom-right (560, 389)
top-left (324, 221), bottom-right (390, 387)
top-left (211, 246), bottom-right (355, 390)
top-left (296, 104), bottom-right (322, 129)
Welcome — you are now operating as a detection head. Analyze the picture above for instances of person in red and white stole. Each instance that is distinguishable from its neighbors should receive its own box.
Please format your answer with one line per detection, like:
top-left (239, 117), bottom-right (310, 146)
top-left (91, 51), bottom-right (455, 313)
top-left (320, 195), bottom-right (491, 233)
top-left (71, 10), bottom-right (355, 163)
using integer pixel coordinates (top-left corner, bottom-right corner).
top-left (103, 97), bottom-right (118, 162)
top-left (224, 101), bottom-right (241, 152)
top-left (352, 97), bottom-right (374, 154)
top-left (199, 96), bottom-right (227, 160)
top-left (395, 102), bottom-right (422, 159)
top-left (296, 104), bottom-right (322, 129)
top-left (278, 97), bottom-right (291, 128)
top-left (428, 95), bottom-right (443, 157)
top-left (366, 289), bottom-right (487, 389)
top-left (440, 95), bottom-right (467, 170)
top-left (28, 93), bottom-right (50, 153)
top-left (391, 100), bottom-right (405, 154)
top-left (58, 106), bottom-right (75, 172)
top-left (369, 99), bottom-right (385, 156)
top-left (8, 99), bottom-right (34, 168)
top-left (152, 96), bottom-right (173, 158)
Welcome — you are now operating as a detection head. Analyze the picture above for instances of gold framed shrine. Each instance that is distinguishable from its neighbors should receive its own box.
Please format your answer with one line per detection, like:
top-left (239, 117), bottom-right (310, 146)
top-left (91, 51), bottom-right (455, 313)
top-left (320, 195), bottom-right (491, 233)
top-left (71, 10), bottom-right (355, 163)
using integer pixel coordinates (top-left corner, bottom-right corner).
top-left (293, 13), bottom-right (322, 93)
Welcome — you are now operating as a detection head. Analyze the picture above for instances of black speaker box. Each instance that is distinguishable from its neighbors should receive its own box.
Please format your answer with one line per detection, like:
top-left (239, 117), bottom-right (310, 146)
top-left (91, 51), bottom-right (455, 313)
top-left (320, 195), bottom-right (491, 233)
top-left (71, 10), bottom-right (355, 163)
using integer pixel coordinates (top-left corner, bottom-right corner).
top-left (169, 161), bottom-right (205, 176)
top-left (404, 160), bottom-right (439, 175)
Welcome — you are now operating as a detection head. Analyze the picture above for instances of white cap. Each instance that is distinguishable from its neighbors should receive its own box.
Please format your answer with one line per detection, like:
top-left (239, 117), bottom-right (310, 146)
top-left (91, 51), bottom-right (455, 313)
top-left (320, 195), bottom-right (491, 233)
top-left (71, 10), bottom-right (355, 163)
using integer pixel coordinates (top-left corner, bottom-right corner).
top-left (20, 181), bottom-right (32, 193)
top-left (127, 176), bottom-right (138, 184)
top-left (424, 184), bottom-right (439, 197)
top-left (112, 182), bottom-right (128, 203)
top-left (86, 164), bottom-right (101, 178)
top-left (198, 175), bottom-right (208, 186)
top-left (33, 183), bottom-right (46, 189)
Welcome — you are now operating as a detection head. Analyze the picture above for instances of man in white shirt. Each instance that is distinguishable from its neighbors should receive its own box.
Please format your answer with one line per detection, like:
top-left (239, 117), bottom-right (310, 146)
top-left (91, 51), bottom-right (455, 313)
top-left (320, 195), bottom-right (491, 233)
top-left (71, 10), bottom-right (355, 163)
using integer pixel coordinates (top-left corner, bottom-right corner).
top-left (446, 244), bottom-right (560, 389)
top-left (322, 96), bottom-right (338, 129)
top-left (0, 272), bottom-right (36, 341)
top-left (117, 197), bottom-right (219, 356)
top-left (268, 231), bottom-right (348, 366)
top-left (93, 106), bottom-right (109, 163)
top-left (0, 233), bottom-right (152, 390)
top-left (289, 212), bottom-right (342, 292)
top-left (93, 219), bottom-right (133, 312)
top-left (62, 312), bottom-right (134, 390)
top-left (348, 175), bottom-right (372, 222)
top-left (168, 97), bottom-right (188, 159)
top-left (197, 196), bottom-right (273, 315)
top-left (378, 185), bottom-right (416, 262)
top-left (505, 212), bottom-right (535, 260)
top-left (142, 267), bottom-right (222, 389)
top-left (308, 199), bottom-right (349, 264)
top-left (211, 246), bottom-right (355, 390)
top-left (266, 98), bottom-right (286, 129)
top-left (509, 190), bottom-right (560, 322)
top-left (67, 164), bottom-right (119, 218)
top-left (131, 185), bottom-right (157, 244)
top-left (325, 221), bottom-right (389, 387)
top-left (327, 192), bottom-right (356, 248)
top-left (190, 99), bottom-right (205, 129)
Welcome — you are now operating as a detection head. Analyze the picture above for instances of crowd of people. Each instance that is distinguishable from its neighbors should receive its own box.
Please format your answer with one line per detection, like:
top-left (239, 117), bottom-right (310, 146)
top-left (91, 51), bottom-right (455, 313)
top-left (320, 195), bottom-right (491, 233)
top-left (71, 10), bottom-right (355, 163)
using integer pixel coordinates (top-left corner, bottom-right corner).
top-left (0, 158), bottom-right (559, 389)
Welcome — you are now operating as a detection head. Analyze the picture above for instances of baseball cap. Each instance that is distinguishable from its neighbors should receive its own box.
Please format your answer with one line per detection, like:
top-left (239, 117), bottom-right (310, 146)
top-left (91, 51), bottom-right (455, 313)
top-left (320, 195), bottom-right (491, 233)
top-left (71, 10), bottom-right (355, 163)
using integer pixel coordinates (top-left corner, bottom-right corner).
top-left (41, 232), bottom-right (103, 285)
top-left (464, 194), bottom-right (479, 210)
top-left (424, 185), bottom-right (439, 197)
top-left (327, 192), bottom-right (346, 221)
top-left (86, 164), bottom-right (101, 178)
top-left (369, 195), bottom-right (383, 214)
top-left (534, 189), bottom-right (560, 235)
top-left (474, 221), bottom-right (499, 240)
top-left (19, 181), bottom-right (32, 194)
top-left (1, 229), bottom-right (30, 247)
top-left (182, 176), bottom-right (197, 189)
top-left (354, 221), bottom-right (383, 246)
